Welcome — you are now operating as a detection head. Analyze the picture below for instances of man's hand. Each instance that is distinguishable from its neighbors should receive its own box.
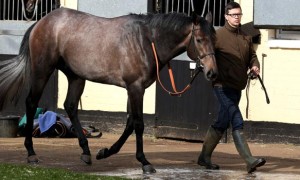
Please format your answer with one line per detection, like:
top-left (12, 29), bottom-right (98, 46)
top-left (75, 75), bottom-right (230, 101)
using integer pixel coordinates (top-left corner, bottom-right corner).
top-left (251, 66), bottom-right (260, 76)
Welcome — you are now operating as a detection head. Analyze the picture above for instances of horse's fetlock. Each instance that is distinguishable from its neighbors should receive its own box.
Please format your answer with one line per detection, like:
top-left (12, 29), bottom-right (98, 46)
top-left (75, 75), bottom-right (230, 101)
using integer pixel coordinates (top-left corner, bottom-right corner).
top-left (136, 153), bottom-right (146, 162)
top-left (96, 148), bottom-right (110, 159)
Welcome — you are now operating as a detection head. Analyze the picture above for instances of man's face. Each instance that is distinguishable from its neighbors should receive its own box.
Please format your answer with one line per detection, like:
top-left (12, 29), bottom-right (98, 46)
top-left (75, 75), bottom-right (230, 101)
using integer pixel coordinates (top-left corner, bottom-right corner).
top-left (225, 8), bottom-right (242, 28)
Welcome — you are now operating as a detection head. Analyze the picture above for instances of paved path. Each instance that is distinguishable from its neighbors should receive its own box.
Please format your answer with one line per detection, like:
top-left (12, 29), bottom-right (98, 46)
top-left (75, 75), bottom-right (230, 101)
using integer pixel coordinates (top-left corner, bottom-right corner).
top-left (98, 167), bottom-right (300, 180)
top-left (0, 133), bottom-right (299, 179)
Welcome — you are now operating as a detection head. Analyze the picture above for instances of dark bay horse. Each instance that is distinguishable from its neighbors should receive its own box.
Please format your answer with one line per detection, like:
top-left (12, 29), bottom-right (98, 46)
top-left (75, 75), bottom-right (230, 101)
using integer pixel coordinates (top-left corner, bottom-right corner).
top-left (0, 8), bottom-right (217, 173)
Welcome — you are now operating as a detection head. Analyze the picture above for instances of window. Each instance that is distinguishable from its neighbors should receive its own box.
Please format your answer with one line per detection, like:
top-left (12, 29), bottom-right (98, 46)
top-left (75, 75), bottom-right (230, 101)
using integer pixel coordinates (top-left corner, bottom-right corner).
top-left (268, 29), bottom-right (300, 48)
top-left (253, 0), bottom-right (300, 29)
top-left (276, 29), bottom-right (300, 40)
top-left (253, 0), bottom-right (300, 47)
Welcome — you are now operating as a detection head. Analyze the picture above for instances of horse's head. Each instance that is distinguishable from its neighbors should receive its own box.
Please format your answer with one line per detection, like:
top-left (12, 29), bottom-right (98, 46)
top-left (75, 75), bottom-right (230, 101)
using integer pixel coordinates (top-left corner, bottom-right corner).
top-left (186, 12), bottom-right (218, 81)
top-left (26, 0), bottom-right (39, 13)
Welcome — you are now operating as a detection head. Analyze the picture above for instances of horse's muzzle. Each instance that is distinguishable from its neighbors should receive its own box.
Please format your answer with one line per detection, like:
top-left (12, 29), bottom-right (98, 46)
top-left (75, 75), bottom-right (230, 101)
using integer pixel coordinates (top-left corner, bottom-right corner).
top-left (196, 55), bottom-right (218, 81)
top-left (206, 69), bottom-right (217, 81)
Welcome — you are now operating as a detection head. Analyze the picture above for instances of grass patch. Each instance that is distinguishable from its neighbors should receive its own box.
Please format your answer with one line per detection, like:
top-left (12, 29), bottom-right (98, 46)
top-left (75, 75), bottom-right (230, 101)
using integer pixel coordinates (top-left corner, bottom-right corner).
top-left (0, 163), bottom-right (129, 180)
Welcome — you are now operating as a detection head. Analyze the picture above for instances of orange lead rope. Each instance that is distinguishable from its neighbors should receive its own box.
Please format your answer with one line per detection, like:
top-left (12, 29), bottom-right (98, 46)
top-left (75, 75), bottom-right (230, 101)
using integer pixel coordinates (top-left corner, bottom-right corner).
top-left (151, 42), bottom-right (192, 96)
top-left (167, 62), bottom-right (178, 93)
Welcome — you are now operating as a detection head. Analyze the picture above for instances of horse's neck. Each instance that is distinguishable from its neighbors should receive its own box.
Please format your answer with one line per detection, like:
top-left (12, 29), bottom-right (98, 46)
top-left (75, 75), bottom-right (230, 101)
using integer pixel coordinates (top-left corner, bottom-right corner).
top-left (153, 30), bottom-right (189, 64)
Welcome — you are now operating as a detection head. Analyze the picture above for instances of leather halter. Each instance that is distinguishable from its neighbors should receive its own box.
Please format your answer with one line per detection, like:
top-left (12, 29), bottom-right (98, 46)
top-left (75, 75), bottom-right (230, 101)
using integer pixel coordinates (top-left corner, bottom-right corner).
top-left (152, 25), bottom-right (213, 96)
top-left (188, 25), bottom-right (215, 68)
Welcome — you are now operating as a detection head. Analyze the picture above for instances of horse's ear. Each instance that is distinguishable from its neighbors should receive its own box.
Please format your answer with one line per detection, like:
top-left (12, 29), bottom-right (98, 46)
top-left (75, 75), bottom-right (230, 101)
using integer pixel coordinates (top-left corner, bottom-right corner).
top-left (192, 12), bottom-right (200, 25)
top-left (205, 12), bottom-right (213, 25)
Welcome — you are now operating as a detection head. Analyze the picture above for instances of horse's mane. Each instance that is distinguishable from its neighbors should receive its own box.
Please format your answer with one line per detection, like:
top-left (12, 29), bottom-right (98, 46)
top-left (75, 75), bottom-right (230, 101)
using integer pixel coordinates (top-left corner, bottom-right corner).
top-left (130, 13), bottom-right (191, 31)
top-left (130, 13), bottom-right (215, 40)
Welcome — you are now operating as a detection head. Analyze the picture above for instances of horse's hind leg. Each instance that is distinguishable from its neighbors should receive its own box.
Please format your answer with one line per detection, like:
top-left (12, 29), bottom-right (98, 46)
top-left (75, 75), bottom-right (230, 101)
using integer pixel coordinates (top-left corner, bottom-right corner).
top-left (24, 90), bottom-right (40, 163)
top-left (25, 71), bottom-right (54, 163)
top-left (63, 75), bottom-right (91, 164)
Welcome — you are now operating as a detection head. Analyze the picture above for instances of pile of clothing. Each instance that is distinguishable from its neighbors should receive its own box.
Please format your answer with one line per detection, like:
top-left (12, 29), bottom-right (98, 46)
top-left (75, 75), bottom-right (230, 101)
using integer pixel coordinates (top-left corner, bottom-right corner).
top-left (18, 108), bottom-right (102, 138)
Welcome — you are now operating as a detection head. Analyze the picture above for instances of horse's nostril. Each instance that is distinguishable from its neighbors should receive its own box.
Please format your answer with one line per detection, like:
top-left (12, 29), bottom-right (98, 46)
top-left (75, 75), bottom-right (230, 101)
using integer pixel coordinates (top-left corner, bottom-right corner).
top-left (211, 73), bottom-right (217, 80)
top-left (207, 70), bottom-right (217, 80)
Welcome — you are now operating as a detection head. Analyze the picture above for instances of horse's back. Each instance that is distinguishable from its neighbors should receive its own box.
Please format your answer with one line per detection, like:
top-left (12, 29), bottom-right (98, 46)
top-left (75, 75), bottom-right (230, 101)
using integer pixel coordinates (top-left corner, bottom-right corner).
top-left (34, 8), bottom-right (110, 35)
top-left (33, 7), bottom-right (143, 52)
top-left (30, 8), bottom-right (153, 87)
top-left (31, 8), bottom-right (128, 61)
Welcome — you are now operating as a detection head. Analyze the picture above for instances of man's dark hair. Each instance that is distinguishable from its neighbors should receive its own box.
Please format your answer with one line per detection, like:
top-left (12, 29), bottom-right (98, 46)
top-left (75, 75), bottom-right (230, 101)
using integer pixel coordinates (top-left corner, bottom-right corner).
top-left (225, 1), bottom-right (241, 14)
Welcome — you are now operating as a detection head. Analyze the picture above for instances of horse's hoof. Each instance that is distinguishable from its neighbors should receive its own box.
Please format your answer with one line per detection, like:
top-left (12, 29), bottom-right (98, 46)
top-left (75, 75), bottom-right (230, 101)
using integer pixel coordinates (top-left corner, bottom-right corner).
top-left (27, 155), bottom-right (39, 164)
top-left (96, 148), bottom-right (108, 160)
top-left (80, 154), bottom-right (92, 165)
top-left (142, 164), bottom-right (156, 174)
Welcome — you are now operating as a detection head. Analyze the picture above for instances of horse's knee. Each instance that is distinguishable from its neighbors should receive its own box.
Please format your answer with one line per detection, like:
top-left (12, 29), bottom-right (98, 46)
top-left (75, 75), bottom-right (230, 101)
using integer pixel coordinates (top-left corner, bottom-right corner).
top-left (134, 121), bottom-right (144, 135)
top-left (125, 124), bottom-right (134, 134)
top-left (64, 102), bottom-right (77, 114)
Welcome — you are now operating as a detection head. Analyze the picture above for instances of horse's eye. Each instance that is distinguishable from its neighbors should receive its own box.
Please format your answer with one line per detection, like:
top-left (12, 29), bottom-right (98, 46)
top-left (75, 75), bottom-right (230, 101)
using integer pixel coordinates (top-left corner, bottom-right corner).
top-left (196, 39), bottom-right (202, 43)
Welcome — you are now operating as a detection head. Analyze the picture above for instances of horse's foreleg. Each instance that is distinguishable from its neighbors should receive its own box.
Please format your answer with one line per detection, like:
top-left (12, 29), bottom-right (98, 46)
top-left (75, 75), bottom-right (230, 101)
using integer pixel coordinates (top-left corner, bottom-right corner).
top-left (64, 77), bottom-right (91, 164)
top-left (96, 99), bottom-right (134, 159)
top-left (129, 85), bottom-right (156, 173)
top-left (97, 85), bottom-right (155, 173)
top-left (133, 108), bottom-right (156, 173)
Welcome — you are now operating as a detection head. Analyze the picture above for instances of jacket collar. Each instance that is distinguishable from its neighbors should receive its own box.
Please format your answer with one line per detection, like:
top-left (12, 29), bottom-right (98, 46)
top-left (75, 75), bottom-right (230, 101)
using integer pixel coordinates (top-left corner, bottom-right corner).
top-left (224, 21), bottom-right (241, 33)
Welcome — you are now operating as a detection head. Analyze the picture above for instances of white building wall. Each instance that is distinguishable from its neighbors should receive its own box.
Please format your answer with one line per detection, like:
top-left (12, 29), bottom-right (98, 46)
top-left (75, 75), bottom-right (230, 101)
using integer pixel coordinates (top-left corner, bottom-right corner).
top-left (238, 0), bottom-right (300, 124)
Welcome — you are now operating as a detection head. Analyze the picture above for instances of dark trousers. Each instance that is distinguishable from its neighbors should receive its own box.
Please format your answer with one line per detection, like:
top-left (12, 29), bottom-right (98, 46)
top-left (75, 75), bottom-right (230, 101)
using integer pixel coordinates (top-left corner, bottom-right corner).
top-left (212, 86), bottom-right (244, 132)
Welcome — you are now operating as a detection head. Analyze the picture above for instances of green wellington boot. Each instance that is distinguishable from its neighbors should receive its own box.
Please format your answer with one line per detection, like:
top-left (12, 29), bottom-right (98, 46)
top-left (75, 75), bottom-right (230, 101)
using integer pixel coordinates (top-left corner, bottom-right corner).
top-left (232, 130), bottom-right (266, 173)
top-left (197, 126), bottom-right (223, 169)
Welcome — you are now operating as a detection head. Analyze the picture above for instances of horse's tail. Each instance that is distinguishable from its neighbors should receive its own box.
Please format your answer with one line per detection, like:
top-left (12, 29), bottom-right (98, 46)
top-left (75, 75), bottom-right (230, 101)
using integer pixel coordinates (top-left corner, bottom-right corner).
top-left (0, 22), bottom-right (36, 111)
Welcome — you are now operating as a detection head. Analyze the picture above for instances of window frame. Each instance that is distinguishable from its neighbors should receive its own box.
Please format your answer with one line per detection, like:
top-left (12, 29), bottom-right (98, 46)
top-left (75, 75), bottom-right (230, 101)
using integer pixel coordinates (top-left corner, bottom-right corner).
top-left (276, 29), bottom-right (300, 40)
